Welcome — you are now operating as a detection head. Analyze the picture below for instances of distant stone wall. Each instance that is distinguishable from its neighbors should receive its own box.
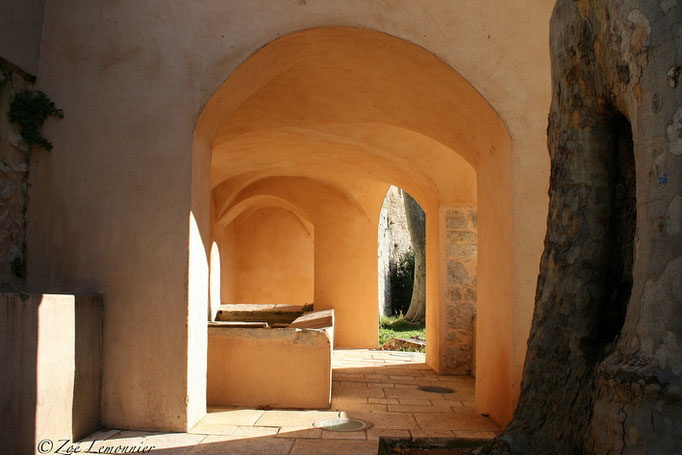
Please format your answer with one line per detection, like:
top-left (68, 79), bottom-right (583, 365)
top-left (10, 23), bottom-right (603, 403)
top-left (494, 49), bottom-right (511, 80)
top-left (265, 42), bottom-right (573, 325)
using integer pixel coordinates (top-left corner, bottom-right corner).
top-left (377, 186), bottom-right (413, 316)
top-left (0, 63), bottom-right (32, 290)
top-left (442, 206), bottom-right (477, 375)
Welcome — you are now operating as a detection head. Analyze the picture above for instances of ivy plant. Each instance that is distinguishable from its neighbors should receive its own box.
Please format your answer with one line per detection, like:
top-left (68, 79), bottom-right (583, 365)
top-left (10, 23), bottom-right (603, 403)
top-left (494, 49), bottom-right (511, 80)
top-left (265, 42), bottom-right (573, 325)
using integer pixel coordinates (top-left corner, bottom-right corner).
top-left (8, 89), bottom-right (63, 150)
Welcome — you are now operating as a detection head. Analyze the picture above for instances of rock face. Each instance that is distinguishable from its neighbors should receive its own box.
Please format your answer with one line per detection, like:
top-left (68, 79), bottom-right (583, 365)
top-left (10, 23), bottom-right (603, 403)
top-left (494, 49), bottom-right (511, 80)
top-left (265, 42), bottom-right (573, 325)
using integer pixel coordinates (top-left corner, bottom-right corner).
top-left (0, 62), bottom-right (32, 290)
top-left (485, 1), bottom-right (682, 454)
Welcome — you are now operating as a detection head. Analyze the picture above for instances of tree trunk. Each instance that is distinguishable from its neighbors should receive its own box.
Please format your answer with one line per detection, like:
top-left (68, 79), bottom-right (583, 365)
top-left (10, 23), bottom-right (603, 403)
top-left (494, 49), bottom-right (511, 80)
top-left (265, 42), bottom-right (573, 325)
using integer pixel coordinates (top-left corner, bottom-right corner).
top-left (481, 1), bottom-right (682, 454)
top-left (403, 192), bottom-right (426, 322)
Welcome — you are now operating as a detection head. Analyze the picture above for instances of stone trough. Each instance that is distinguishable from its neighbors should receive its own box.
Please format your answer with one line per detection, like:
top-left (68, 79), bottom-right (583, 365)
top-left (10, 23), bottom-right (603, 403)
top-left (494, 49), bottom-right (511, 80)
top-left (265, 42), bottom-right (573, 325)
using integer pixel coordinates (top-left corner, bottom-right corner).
top-left (207, 308), bottom-right (334, 409)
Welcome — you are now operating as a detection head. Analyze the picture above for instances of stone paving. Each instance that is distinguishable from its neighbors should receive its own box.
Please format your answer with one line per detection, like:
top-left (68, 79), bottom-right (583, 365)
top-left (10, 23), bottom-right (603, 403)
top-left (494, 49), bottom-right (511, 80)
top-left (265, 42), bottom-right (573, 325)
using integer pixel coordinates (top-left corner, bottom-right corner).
top-left (79, 350), bottom-right (499, 454)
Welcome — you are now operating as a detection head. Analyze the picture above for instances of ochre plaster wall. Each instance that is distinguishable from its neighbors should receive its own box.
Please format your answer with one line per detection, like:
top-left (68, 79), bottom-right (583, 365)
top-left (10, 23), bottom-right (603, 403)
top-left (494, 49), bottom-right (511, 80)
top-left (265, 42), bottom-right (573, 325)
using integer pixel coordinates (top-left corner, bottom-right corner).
top-left (212, 176), bottom-right (466, 378)
top-left (230, 207), bottom-right (313, 307)
top-left (215, 177), bottom-right (380, 348)
top-left (28, 1), bottom-right (553, 430)
top-left (215, 224), bottom-right (237, 312)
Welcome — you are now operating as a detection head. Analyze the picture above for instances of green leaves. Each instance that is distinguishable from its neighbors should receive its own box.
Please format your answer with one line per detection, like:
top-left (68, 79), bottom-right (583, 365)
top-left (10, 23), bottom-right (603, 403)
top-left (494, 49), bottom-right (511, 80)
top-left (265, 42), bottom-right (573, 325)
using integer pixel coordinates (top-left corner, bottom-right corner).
top-left (8, 89), bottom-right (63, 150)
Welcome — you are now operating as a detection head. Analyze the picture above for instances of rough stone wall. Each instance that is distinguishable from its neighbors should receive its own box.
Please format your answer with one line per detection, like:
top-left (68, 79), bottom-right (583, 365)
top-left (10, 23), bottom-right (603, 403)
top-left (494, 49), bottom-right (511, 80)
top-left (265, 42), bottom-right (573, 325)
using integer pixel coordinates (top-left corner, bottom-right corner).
top-left (378, 186), bottom-right (412, 316)
top-left (0, 62), bottom-right (32, 291)
top-left (484, 1), bottom-right (682, 454)
top-left (442, 206), bottom-right (477, 375)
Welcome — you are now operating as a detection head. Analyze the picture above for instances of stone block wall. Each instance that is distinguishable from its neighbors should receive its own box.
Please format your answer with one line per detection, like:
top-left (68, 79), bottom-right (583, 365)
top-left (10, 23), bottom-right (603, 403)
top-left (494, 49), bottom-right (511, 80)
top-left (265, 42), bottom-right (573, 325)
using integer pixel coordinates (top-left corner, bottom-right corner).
top-left (0, 62), bottom-right (33, 290)
top-left (442, 206), bottom-right (477, 375)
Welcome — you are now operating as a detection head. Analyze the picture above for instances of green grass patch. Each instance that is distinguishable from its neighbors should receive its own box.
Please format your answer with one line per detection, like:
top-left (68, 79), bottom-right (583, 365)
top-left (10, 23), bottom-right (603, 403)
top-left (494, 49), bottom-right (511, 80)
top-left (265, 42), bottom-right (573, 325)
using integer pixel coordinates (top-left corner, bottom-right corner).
top-left (379, 314), bottom-right (426, 346)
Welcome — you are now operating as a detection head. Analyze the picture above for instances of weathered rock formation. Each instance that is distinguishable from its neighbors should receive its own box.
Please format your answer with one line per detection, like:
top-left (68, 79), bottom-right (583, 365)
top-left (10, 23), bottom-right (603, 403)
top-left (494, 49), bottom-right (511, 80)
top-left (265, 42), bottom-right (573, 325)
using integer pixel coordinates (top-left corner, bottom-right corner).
top-left (483, 1), bottom-right (682, 453)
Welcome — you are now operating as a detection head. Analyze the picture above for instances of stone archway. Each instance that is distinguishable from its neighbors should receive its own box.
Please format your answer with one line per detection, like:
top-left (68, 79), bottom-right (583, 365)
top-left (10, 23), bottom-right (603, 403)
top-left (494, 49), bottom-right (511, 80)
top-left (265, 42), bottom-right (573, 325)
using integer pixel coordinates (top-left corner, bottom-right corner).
top-left (191, 26), bottom-right (516, 424)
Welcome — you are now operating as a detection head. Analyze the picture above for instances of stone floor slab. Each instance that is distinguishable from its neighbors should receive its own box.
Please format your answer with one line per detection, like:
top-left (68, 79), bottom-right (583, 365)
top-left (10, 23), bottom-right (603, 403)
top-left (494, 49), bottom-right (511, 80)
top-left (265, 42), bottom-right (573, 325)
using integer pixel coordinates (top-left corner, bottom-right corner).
top-left (255, 410), bottom-right (340, 427)
top-left (188, 423), bottom-right (239, 435)
top-left (78, 429), bottom-right (121, 442)
top-left (231, 425), bottom-right (280, 437)
top-left (369, 397), bottom-right (400, 405)
top-left (83, 350), bottom-right (494, 455)
top-left (200, 408), bottom-right (265, 425)
top-left (333, 381), bottom-right (387, 398)
top-left (276, 426), bottom-right (324, 439)
top-left (452, 406), bottom-right (477, 414)
top-left (344, 411), bottom-right (420, 430)
top-left (384, 387), bottom-right (447, 400)
top-left (290, 439), bottom-right (379, 455)
top-left (88, 431), bottom-right (206, 455)
top-left (388, 404), bottom-right (455, 414)
top-left (331, 398), bottom-right (388, 413)
top-left (366, 429), bottom-right (411, 440)
top-left (398, 398), bottom-right (432, 406)
top-left (321, 430), bottom-right (367, 440)
top-left (186, 435), bottom-right (293, 455)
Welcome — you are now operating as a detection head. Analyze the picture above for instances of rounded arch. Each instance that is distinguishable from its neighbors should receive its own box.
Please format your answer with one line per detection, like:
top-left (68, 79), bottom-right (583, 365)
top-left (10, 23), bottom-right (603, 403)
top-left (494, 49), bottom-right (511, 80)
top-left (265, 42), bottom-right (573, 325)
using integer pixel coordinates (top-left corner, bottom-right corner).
top-left (196, 27), bottom-right (511, 169)
top-left (191, 25), bottom-right (516, 425)
top-left (216, 194), bottom-right (314, 238)
top-left (214, 175), bottom-right (376, 227)
top-left (211, 123), bottom-right (478, 211)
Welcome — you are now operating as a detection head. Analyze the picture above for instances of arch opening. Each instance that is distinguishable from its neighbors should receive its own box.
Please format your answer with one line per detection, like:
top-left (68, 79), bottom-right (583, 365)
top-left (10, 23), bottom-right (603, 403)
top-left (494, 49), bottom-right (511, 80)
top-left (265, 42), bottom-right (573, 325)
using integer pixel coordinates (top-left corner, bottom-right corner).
top-left (191, 26), bottom-right (513, 425)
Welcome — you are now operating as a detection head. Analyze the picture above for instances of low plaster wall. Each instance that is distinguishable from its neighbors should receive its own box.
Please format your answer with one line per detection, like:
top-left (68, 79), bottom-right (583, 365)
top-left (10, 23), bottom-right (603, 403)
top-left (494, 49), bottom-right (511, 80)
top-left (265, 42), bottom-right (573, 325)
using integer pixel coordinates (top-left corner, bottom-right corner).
top-left (0, 293), bottom-right (102, 454)
top-left (207, 325), bottom-right (332, 409)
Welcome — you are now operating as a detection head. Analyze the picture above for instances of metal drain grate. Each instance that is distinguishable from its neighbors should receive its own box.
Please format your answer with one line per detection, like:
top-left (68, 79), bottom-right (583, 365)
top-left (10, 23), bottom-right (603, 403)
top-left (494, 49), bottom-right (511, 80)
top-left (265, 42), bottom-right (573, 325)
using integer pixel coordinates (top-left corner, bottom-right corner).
top-left (417, 385), bottom-right (454, 394)
top-left (313, 417), bottom-right (372, 432)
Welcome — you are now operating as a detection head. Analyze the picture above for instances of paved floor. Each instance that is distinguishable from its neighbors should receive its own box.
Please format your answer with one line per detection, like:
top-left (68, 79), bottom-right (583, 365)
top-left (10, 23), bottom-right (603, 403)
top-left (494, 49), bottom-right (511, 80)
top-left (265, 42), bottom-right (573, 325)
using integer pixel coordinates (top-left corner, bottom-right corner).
top-left (80, 350), bottom-right (498, 454)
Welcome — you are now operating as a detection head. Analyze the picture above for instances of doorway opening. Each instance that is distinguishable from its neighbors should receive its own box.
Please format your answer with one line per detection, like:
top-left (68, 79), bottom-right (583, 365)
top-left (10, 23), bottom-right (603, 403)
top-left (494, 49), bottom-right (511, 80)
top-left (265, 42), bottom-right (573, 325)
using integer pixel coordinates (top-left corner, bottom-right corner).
top-left (378, 186), bottom-right (427, 353)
